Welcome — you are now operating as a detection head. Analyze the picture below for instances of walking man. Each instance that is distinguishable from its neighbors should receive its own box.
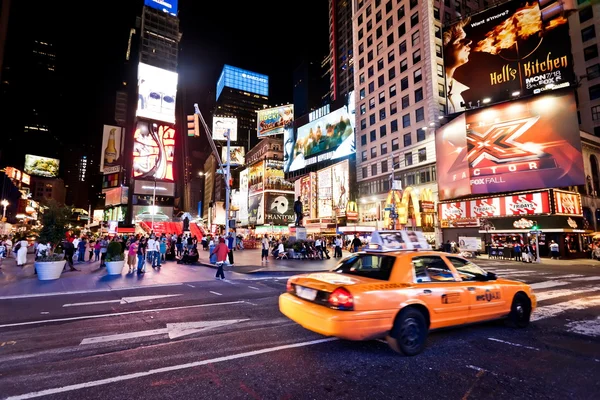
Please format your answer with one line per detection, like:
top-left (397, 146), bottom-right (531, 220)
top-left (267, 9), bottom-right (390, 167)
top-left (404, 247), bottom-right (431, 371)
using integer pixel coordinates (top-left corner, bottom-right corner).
top-left (227, 232), bottom-right (234, 265)
top-left (549, 240), bottom-right (560, 259)
top-left (212, 237), bottom-right (229, 280)
top-left (294, 196), bottom-right (303, 227)
top-left (261, 234), bottom-right (270, 263)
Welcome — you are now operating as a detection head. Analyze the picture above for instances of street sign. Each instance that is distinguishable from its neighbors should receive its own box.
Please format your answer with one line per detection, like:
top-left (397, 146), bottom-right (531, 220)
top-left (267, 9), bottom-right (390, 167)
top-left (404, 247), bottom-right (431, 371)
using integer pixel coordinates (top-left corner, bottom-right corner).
top-left (530, 230), bottom-right (542, 234)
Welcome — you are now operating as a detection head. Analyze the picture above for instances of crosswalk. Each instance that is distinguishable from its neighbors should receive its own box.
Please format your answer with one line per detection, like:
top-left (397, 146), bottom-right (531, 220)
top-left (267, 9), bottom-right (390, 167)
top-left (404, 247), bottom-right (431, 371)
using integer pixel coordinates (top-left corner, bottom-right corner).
top-left (483, 266), bottom-right (600, 337)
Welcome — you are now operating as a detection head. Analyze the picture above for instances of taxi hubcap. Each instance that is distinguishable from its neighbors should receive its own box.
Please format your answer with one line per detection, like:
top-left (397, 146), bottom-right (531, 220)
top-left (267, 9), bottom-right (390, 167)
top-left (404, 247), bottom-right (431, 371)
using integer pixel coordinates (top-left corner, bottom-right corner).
top-left (400, 318), bottom-right (420, 348)
top-left (516, 304), bottom-right (524, 320)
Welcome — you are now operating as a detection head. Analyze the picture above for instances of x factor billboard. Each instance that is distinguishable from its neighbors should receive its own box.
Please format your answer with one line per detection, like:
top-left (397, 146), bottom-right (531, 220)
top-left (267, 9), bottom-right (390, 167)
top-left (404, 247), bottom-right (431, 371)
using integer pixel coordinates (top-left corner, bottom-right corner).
top-left (132, 120), bottom-right (176, 181)
top-left (443, 0), bottom-right (574, 114)
top-left (435, 91), bottom-right (584, 200)
top-left (257, 105), bottom-right (294, 138)
top-left (137, 63), bottom-right (178, 124)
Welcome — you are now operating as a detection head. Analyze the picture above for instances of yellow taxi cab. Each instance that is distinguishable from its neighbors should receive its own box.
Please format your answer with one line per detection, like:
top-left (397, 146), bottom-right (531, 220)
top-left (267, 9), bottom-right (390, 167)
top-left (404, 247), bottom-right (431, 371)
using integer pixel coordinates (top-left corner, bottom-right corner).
top-left (279, 231), bottom-right (536, 356)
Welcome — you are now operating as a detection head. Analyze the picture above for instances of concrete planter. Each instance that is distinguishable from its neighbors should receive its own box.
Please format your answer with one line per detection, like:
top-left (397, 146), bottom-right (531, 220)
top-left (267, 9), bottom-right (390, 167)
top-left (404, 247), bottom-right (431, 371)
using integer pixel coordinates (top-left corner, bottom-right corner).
top-left (35, 260), bottom-right (64, 281)
top-left (105, 260), bottom-right (125, 275)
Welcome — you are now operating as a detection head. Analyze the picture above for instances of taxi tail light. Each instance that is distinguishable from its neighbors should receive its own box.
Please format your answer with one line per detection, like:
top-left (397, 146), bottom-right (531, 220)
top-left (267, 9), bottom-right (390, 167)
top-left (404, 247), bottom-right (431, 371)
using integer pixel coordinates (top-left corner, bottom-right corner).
top-left (286, 280), bottom-right (293, 292)
top-left (328, 287), bottom-right (354, 310)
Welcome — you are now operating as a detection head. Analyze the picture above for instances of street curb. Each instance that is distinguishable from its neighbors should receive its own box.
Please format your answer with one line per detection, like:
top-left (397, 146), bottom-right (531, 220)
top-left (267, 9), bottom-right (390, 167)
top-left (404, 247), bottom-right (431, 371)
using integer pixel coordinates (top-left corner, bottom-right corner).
top-left (196, 261), bottom-right (328, 275)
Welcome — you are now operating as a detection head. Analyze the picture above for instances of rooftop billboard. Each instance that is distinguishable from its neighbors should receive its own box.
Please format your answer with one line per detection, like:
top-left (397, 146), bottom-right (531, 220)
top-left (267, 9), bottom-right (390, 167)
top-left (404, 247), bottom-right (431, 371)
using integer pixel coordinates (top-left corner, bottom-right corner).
top-left (257, 105), bottom-right (294, 138)
top-left (443, 0), bottom-right (574, 114)
top-left (435, 91), bottom-right (583, 200)
top-left (216, 65), bottom-right (268, 100)
top-left (144, 0), bottom-right (178, 16)
top-left (137, 63), bottom-right (178, 124)
top-left (24, 155), bottom-right (59, 178)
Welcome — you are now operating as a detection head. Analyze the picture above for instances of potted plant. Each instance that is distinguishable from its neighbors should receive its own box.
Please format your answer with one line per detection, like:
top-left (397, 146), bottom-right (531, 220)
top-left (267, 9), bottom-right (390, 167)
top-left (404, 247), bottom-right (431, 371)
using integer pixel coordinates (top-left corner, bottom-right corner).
top-left (35, 200), bottom-right (70, 281)
top-left (105, 241), bottom-right (125, 275)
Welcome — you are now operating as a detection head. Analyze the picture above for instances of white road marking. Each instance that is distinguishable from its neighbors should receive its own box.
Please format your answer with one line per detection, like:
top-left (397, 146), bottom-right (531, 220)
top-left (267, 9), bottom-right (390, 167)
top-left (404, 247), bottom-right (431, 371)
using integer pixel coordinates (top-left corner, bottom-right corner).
top-left (80, 319), bottom-right (249, 345)
top-left (209, 291), bottom-right (222, 296)
top-left (532, 295), bottom-right (600, 321)
top-left (489, 269), bottom-right (518, 272)
top-left (40, 312), bottom-right (49, 315)
top-left (570, 276), bottom-right (600, 281)
top-left (187, 284), bottom-right (195, 288)
top-left (5, 337), bottom-right (338, 400)
top-left (248, 286), bottom-right (260, 290)
top-left (0, 283), bottom-right (184, 300)
top-left (487, 337), bottom-right (539, 351)
top-left (566, 317), bottom-right (600, 337)
top-left (529, 281), bottom-right (570, 290)
top-left (544, 274), bottom-right (584, 279)
top-left (535, 287), bottom-right (600, 302)
top-left (0, 301), bottom-right (246, 328)
top-left (496, 270), bottom-right (537, 276)
top-left (62, 294), bottom-right (182, 308)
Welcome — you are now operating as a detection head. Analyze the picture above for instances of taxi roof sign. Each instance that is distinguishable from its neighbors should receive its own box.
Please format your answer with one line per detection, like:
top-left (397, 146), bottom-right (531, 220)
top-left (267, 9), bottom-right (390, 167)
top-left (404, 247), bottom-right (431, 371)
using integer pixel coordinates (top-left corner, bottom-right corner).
top-left (369, 230), bottom-right (432, 251)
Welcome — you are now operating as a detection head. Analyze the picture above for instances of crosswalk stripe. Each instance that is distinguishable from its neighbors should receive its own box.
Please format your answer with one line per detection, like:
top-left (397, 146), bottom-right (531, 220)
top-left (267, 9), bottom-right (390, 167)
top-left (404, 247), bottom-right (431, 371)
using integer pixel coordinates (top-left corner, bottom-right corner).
top-left (570, 276), bottom-right (600, 282)
top-left (544, 274), bottom-right (584, 279)
top-left (535, 287), bottom-right (600, 302)
top-left (496, 270), bottom-right (537, 276)
top-left (566, 317), bottom-right (600, 337)
top-left (529, 281), bottom-right (570, 290)
top-left (532, 295), bottom-right (600, 321)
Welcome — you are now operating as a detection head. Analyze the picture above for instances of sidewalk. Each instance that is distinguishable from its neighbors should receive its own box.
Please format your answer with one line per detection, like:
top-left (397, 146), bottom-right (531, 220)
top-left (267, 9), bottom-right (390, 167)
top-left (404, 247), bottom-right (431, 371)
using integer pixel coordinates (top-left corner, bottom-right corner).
top-left (476, 254), bottom-right (600, 267)
top-left (0, 249), bottom-right (336, 298)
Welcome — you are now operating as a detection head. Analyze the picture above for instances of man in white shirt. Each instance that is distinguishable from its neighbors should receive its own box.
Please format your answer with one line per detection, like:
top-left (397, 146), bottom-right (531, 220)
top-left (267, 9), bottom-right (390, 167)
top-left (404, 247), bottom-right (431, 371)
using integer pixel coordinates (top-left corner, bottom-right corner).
top-left (73, 237), bottom-right (80, 261)
top-left (147, 236), bottom-right (157, 267)
top-left (275, 241), bottom-right (285, 258)
top-left (334, 236), bottom-right (343, 258)
top-left (261, 235), bottom-right (270, 263)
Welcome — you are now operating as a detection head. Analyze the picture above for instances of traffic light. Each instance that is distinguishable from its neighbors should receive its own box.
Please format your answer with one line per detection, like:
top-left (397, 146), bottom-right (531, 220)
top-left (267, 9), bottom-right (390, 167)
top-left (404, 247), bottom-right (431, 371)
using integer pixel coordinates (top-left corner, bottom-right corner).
top-left (187, 114), bottom-right (199, 137)
top-left (531, 221), bottom-right (538, 231)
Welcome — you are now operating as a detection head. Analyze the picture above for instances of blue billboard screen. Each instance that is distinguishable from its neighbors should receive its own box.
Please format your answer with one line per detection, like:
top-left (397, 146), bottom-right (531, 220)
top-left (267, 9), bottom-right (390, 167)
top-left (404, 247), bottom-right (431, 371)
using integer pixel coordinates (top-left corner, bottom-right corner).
top-left (144, 0), bottom-right (178, 16)
top-left (216, 65), bottom-right (269, 100)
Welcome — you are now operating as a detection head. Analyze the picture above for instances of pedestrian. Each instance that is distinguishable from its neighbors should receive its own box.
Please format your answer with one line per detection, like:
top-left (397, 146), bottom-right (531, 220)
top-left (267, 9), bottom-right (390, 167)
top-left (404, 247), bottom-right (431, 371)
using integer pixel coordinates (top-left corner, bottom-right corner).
top-left (62, 240), bottom-right (79, 271)
top-left (99, 236), bottom-right (108, 267)
top-left (0, 240), bottom-right (5, 270)
top-left (147, 235), bottom-right (157, 268)
top-left (77, 237), bottom-right (87, 264)
top-left (15, 237), bottom-right (28, 266)
top-left (549, 240), bottom-right (559, 259)
top-left (514, 242), bottom-right (522, 262)
top-left (212, 237), bottom-right (229, 280)
top-left (351, 234), bottom-right (362, 253)
top-left (227, 232), bottom-right (234, 265)
top-left (88, 239), bottom-right (95, 262)
top-left (334, 235), bottom-right (342, 258)
top-left (261, 234), bottom-right (270, 263)
top-left (136, 238), bottom-right (145, 274)
top-left (160, 238), bottom-right (167, 263)
top-left (126, 239), bottom-right (137, 273)
top-left (94, 240), bottom-right (101, 262)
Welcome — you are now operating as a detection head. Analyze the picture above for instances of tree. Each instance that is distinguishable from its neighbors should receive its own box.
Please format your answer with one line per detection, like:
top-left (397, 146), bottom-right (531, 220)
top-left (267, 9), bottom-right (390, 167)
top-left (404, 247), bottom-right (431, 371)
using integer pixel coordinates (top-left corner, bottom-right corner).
top-left (38, 199), bottom-right (71, 253)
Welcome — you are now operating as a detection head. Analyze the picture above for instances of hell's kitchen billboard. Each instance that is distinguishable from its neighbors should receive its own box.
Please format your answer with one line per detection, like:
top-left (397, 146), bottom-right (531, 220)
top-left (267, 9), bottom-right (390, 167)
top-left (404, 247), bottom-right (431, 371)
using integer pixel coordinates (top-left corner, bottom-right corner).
top-left (132, 120), bottom-right (176, 181)
top-left (443, 0), bottom-right (574, 113)
top-left (257, 105), bottom-right (293, 138)
top-left (436, 91), bottom-right (583, 200)
top-left (440, 190), bottom-right (551, 227)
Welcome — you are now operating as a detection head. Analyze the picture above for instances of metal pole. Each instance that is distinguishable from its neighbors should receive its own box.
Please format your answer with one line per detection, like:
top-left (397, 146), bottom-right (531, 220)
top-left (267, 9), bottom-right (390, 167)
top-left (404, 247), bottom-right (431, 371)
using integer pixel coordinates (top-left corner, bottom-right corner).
top-left (151, 178), bottom-right (156, 233)
top-left (225, 130), bottom-right (231, 237)
top-left (535, 232), bottom-right (541, 263)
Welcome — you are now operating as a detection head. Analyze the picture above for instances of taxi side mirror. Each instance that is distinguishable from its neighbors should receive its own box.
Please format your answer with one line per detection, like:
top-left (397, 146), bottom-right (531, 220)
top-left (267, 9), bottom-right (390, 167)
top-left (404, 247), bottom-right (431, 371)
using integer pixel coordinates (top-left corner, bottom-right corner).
top-left (486, 272), bottom-right (497, 281)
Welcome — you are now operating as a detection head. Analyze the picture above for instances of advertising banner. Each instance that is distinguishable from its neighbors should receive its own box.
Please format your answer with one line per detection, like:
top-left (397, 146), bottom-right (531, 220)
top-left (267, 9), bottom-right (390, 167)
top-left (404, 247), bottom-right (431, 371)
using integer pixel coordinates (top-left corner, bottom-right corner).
top-left (132, 120), bottom-right (176, 181)
top-left (436, 91), bottom-right (583, 199)
top-left (137, 63), bottom-right (178, 123)
top-left (24, 155), bottom-right (60, 178)
top-left (264, 192), bottom-right (295, 225)
top-left (332, 160), bottom-right (349, 217)
top-left (553, 190), bottom-right (582, 215)
top-left (443, 0), bottom-right (574, 114)
top-left (469, 197), bottom-right (502, 218)
top-left (105, 187), bottom-right (129, 207)
top-left (482, 215), bottom-right (585, 232)
top-left (212, 116), bottom-right (238, 141)
top-left (132, 180), bottom-right (175, 196)
top-left (102, 172), bottom-right (120, 190)
top-left (257, 105), bottom-right (294, 137)
top-left (221, 146), bottom-right (245, 166)
top-left (286, 105), bottom-right (355, 173)
top-left (239, 169), bottom-right (249, 225)
top-left (458, 237), bottom-right (483, 251)
top-left (248, 193), bottom-right (264, 226)
top-left (100, 125), bottom-right (124, 175)
top-left (317, 167), bottom-right (333, 218)
top-left (264, 160), bottom-right (293, 191)
top-left (504, 192), bottom-right (550, 215)
top-left (248, 161), bottom-right (264, 194)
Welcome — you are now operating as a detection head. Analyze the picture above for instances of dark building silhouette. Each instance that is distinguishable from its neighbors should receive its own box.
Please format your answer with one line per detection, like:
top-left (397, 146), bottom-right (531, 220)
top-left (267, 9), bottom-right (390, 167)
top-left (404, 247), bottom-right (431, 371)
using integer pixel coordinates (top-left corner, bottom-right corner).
top-left (293, 58), bottom-right (330, 117)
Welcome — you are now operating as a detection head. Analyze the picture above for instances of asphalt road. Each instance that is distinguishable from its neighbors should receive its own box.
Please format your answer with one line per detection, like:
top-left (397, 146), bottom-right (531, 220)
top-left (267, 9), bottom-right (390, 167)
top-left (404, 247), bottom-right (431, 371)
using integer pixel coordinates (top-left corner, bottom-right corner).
top-left (0, 259), bottom-right (599, 400)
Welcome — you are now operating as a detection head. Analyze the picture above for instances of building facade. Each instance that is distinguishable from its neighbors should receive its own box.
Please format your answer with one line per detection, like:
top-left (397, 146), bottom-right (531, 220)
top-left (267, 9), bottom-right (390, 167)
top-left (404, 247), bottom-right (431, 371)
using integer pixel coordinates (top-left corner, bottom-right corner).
top-left (329, 0), bottom-right (355, 102)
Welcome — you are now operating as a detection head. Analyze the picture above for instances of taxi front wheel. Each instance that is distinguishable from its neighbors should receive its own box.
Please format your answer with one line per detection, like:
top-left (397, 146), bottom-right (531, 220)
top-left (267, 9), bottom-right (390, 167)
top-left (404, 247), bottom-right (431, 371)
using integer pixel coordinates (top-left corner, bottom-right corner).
top-left (386, 308), bottom-right (428, 356)
top-left (507, 293), bottom-right (531, 328)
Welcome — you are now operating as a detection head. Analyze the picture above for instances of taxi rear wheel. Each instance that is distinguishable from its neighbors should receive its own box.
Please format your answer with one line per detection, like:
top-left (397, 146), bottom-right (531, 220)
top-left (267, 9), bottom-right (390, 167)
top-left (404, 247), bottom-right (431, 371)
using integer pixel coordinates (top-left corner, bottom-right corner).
top-left (507, 293), bottom-right (531, 328)
top-left (386, 308), bottom-right (428, 356)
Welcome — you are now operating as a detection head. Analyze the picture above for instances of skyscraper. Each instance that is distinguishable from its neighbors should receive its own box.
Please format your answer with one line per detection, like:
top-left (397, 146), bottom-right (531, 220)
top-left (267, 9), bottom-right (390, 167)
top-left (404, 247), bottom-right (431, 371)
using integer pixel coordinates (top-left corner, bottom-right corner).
top-left (293, 58), bottom-right (330, 117)
top-left (328, 0), bottom-right (355, 102)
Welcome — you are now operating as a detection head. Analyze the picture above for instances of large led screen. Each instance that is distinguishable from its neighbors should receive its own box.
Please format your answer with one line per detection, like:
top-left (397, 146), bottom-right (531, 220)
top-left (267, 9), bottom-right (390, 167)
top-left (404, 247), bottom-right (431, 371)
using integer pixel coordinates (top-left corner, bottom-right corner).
top-left (132, 120), bottom-right (176, 181)
top-left (216, 65), bottom-right (269, 100)
top-left (24, 155), bottom-right (59, 178)
top-left (443, 0), bottom-right (574, 114)
top-left (436, 91), bottom-right (583, 200)
top-left (144, 0), bottom-right (178, 16)
top-left (239, 169), bottom-right (249, 226)
top-left (221, 146), bottom-right (245, 166)
top-left (264, 192), bottom-right (295, 225)
top-left (137, 63), bottom-right (178, 123)
top-left (285, 106), bottom-right (355, 172)
top-left (257, 105), bottom-right (294, 137)
top-left (100, 125), bottom-right (124, 175)
top-left (212, 117), bottom-right (238, 141)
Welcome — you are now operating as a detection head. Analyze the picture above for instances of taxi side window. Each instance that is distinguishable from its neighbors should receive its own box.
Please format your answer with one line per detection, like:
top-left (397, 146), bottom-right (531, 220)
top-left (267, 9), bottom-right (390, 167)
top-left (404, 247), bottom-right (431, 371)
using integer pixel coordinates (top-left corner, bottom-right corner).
top-left (412, 256), bottom-right (456, 283)
top-left (447, 257), bottom-right (488, 281)
top-left (335, 255), bottom-right (395, 280)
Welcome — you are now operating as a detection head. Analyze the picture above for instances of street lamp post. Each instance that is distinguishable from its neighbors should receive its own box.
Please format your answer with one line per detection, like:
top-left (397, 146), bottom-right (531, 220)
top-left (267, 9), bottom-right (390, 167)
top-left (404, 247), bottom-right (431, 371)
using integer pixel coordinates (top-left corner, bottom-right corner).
top-left (1, 199), bottom-right (8, 220)
top-left (151, 178), bottom-right (156, 233)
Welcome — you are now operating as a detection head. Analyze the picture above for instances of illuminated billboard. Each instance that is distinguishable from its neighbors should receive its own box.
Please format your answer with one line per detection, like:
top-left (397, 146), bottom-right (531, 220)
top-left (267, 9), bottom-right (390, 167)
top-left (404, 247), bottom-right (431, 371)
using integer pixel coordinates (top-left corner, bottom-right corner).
top-left (132, 120), bottom-right (176, 181)
top-left (264, 192), bottom-right (295, 225)
top-left (144, 0), bottom-right (178, 16)
top-left (265, 160), bottom-right (294, 191)
top-left (443, 0), bottom-right (574, 114)
top-left (221, 146), bottom-right (245, 166)
top-left (137, 63), bottom-right (178, 123)
top-left (285, 106), bottom-right (355, 172)
top-left (100, 125), bottom-right (124, 175)
top-left (332, 160), bottom-right (349, 217)
top-left (248, 193), bottom-right (264, 226)
top-left (239, 169), bottom-right (249, 225)
top-left (216, 65), bottom-right (268, 100)
top-left (248, 161), bottom-right (264, 194)
top-left (436, 91), bottom-right (583, 200)
top-left (257, 105), bottom-right (294, 137)
top-left (212, 116), bottom-right (238, 141)
top-left (24, 155), bottom-right (59, 178)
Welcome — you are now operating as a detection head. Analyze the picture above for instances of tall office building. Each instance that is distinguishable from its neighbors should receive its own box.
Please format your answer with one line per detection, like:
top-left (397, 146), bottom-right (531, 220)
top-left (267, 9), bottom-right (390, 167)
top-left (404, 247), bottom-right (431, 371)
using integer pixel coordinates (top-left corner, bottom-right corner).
top-left (214, 65), bottom-right (270, 152)
top-left (293, 58), bottom-right (330, 117)
top-left (353, 0), bottom-right (483, 243)
top-left (328, 0), bottom-right (355, 102)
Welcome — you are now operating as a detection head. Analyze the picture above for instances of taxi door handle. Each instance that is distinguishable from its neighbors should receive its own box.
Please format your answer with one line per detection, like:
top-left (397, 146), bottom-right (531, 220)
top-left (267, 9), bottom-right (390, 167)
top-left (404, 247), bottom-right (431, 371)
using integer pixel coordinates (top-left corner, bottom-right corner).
top-left (422, 289), bottom-right (432, 295)
top-left (467, 287), bottom-right (476, 292)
